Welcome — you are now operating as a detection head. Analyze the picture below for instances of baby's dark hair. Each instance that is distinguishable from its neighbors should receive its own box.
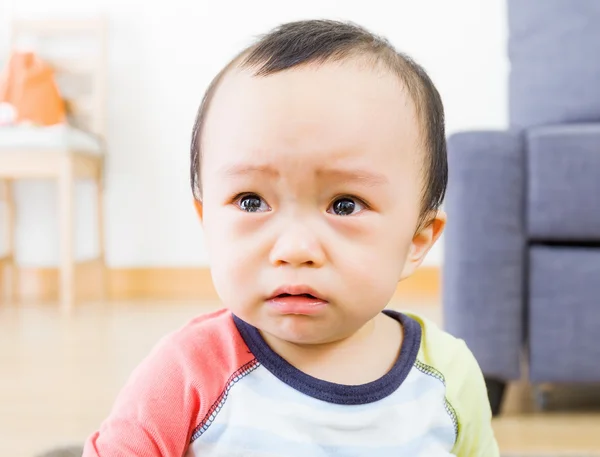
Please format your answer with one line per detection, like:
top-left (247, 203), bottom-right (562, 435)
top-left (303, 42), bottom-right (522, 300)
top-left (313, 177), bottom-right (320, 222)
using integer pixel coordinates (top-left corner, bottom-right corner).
top-left (190, 19), bottom-right (447, 227)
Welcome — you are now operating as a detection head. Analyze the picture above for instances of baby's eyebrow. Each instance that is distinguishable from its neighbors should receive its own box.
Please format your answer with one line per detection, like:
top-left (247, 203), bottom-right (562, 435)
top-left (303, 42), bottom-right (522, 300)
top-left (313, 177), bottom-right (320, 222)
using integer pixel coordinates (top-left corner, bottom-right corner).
top-left (316, 168), bottom-right (389, 187)
top-left (220, 163), bottom-right (279, 178)
top-left (219, 163), bottom-right (388, 186)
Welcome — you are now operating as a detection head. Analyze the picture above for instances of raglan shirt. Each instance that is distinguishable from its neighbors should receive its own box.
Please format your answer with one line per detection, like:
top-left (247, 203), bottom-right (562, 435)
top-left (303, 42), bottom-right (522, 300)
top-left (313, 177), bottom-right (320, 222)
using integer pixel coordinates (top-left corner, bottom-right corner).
top-left (83, 309), bottom-right (499, 457)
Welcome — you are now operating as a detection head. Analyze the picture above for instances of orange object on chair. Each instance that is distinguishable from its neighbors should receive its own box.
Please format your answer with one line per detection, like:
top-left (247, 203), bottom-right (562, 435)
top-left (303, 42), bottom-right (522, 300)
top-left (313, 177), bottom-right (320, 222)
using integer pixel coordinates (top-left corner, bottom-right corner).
top-left (0, 51), bottom-right (66, 126)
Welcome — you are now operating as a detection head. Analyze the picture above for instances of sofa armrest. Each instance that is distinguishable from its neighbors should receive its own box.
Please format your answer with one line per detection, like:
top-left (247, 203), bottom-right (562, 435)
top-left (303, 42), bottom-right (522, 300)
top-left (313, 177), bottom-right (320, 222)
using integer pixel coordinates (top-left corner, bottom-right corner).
top-left (442, 130), bottom-right (525, 381)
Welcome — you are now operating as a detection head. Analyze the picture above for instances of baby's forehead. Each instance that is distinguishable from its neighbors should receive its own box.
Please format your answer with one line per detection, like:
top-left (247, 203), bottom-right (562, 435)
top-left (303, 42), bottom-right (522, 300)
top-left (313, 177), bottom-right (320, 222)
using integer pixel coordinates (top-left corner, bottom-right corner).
top-left (207, 61), bottom-right (420, 137)
top-left (201, 63), bottom-right (424, 184)
top-left (222, 55), bottom-right (398, 94)
top-left (201, 63), bottom-right (424, 181)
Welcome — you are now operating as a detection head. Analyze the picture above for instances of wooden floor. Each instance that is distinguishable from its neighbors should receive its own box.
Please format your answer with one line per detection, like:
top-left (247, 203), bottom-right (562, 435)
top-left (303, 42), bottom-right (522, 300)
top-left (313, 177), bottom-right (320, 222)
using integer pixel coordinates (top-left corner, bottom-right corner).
top-left (1, 298), bottom-right (600, 457)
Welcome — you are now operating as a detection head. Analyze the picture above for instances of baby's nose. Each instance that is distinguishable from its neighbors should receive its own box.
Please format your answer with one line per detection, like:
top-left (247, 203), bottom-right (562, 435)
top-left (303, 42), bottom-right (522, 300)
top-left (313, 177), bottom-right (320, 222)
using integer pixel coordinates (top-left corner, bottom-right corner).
top-left (269, 224), bottom-right (326, 268)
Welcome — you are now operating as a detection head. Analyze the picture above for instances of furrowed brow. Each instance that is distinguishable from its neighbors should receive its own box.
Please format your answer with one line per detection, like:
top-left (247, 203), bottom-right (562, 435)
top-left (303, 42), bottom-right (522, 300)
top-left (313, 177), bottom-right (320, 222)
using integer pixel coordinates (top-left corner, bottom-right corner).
top-left (317, 168), bottom-right (389, 186)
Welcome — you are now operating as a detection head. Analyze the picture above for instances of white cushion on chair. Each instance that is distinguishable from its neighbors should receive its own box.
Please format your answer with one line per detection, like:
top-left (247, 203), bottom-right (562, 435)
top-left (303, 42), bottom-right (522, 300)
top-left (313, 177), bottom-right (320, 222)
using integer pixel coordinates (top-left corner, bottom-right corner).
top-left (0, 124), bottom-right (103, 154)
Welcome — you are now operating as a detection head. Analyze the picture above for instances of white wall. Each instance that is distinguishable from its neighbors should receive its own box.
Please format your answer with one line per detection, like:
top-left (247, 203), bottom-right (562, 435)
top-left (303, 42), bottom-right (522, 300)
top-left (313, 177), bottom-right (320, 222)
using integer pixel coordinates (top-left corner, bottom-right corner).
top-left (0, 0), bottom-right (509, 268)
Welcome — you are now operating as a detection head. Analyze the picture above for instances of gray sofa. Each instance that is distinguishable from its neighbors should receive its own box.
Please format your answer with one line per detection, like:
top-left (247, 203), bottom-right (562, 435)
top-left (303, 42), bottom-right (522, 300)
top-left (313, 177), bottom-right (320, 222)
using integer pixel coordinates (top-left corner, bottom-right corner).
top-left (443, 0), bottom-right (600, 415)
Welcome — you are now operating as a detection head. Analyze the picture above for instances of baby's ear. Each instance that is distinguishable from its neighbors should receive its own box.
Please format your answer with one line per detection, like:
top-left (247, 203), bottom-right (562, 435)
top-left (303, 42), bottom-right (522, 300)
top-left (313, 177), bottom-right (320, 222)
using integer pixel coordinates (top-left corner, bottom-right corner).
top-left (400, 210), bottom-right (446, 281)
top-left (193, 199), bottom-right (204, 222)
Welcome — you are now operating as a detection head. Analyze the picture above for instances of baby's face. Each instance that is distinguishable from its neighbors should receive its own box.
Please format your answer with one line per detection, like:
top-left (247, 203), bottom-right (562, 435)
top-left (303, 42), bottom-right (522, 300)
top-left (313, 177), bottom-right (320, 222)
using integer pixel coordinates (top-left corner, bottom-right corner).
top-left (199, 60), bottom-right (435, 345)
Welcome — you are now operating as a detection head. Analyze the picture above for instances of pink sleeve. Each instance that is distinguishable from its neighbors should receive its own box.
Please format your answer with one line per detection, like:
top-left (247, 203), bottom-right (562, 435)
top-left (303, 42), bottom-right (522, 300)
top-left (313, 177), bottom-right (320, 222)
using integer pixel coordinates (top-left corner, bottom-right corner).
top-left (82, 310), bottom-right (254, 457)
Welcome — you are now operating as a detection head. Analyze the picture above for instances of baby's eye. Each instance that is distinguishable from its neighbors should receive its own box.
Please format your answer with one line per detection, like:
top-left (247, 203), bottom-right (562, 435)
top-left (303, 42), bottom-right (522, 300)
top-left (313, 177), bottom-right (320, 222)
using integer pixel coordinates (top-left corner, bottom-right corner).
top-left (235, 193), bottom-right (270, 213)
top-left (328, 197), bottom-right (365, 216)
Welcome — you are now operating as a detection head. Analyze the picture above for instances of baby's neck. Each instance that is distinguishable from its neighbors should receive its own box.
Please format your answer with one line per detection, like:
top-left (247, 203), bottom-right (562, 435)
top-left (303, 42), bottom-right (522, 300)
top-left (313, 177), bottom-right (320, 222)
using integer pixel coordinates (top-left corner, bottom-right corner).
top-left (261, 312), bottom-right (403, 385)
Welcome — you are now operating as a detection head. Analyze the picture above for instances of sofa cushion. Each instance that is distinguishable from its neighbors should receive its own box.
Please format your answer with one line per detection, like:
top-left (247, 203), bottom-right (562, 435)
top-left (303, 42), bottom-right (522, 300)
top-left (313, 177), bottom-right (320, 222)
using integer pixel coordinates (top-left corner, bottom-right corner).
top-left (529, 246), bottom-right (600, 383)
top-left (508, 0), bottom-right (600, 128)
top-left (527, 123), bottom-right (600, 241)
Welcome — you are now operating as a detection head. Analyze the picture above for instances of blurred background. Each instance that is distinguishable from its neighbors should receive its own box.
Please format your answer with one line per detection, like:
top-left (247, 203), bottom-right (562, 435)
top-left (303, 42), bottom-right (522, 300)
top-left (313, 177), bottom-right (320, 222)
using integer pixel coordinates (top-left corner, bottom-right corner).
top-left (1, 0), bottom-right (599, 456)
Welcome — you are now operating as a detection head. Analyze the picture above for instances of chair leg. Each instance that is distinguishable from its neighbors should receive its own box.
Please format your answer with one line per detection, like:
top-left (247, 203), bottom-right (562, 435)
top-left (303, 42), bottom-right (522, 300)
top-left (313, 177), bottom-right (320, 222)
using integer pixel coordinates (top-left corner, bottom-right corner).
top-left (485, 377), bottom-right (507, 417)
top-left (534, 384), bottom-right (552, 412)
top-left (1, 179), bottom-right (8, 301)
top-left (1, 179), bottom-right (18, 303)
top-left (96, 165), bottom-right (107, 300)
top-left (59, 159), bottom-right (75, 311)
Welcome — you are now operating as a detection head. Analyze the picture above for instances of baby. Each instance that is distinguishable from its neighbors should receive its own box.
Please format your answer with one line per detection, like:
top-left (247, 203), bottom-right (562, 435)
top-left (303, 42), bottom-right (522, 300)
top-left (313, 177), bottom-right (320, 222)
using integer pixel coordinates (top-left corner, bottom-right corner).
top-left (83, 19), bottom-right (498, 456)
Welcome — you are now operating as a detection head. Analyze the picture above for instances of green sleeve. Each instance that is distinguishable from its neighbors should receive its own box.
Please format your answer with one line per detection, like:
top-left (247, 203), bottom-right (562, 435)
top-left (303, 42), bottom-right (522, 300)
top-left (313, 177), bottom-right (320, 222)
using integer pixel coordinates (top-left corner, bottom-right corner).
top-left (446, 340), bottom-right (500, 456)
top-left (407, 313), bottom-right (500, 457)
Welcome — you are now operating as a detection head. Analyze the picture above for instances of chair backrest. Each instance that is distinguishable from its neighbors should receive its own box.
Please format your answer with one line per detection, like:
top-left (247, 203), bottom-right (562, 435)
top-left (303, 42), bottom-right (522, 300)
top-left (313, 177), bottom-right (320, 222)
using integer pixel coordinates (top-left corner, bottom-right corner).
top-left (10, 18), bottom-right (108, 138)
top-left (507, 0), bottom-right (600, 129)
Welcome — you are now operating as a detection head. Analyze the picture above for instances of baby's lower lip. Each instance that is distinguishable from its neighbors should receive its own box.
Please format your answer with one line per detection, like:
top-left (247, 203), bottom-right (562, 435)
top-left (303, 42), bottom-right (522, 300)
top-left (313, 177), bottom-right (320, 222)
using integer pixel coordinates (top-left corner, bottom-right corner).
top-left (266, 295), bottom-right (328, 315)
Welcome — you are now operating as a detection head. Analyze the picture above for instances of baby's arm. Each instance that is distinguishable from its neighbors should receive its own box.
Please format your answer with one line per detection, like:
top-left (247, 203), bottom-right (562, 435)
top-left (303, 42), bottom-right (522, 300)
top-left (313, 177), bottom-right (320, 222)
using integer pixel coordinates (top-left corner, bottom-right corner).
top-left (411, 313), bottom-right (500, 457)
top-left (83, 337), bottom-right (200, 457)
top-left (447, 340), bottom-right (500, 457)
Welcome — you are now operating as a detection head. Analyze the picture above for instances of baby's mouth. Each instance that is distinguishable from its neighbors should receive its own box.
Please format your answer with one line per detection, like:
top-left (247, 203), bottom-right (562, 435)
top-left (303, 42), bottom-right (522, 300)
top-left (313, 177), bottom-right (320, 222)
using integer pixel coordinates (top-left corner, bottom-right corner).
top-left (266, 290), bottom-right (329, 315)
top-left (275, 293), bottom-right (318, 299)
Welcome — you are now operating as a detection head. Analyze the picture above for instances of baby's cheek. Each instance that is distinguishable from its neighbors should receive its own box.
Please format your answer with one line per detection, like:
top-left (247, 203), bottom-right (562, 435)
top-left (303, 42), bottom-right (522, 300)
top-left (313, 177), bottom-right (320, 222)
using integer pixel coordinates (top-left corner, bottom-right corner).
top-left (212, 251), bottom-right (255, 301)
top-left (357, 245), bottom-right (407, 290)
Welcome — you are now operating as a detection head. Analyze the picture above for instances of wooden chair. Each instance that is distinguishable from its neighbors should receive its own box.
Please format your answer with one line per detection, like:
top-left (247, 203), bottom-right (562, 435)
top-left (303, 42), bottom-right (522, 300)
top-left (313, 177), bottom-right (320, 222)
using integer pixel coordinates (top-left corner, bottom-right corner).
top-left (0, 18), bottom-right (107, 310)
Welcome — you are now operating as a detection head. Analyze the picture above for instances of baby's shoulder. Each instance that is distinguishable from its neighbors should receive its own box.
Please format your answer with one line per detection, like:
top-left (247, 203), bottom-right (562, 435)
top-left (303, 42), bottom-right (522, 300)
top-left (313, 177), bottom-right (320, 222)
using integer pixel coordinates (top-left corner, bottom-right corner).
top-left (138, 308), bottom-right (255, 386)
top-left (403, 312), bottom-right (479, 379)
top-left (163, 308), bottom-right (239, 351)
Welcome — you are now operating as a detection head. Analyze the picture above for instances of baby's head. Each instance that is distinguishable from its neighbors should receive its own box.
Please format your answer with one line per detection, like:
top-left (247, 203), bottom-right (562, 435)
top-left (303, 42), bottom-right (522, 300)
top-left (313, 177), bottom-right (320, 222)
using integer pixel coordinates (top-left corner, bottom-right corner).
top-left (191, 19), bottom-right (447, 345)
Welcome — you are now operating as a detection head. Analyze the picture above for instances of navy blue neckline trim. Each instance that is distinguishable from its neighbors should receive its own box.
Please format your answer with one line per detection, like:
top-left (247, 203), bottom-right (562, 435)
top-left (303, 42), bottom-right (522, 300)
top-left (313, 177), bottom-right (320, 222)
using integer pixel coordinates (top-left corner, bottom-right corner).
top-left (232, 309), bottom-right (422, 405)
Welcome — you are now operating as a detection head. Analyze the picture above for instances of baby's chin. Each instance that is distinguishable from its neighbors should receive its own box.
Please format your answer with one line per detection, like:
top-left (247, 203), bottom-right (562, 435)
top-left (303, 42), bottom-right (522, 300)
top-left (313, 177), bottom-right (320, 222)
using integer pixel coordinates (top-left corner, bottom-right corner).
top-left (263, 332), bottom-right (345, 350)
top-left (258, 316), bottom-right (362, 347)
top-left (230, 301), bottom-right (376, 345)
